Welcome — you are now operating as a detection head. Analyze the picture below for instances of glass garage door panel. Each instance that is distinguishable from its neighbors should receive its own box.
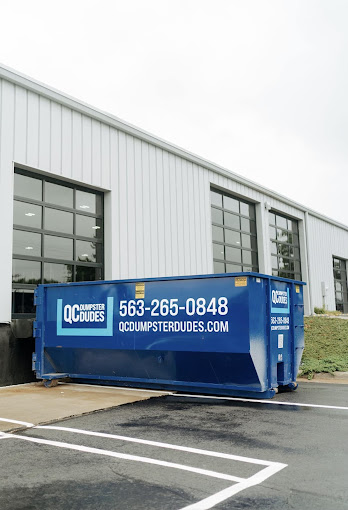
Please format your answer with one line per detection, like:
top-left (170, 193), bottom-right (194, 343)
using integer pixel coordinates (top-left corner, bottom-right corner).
top-left (211, 189), bottom-right (258, 274)
top-left (333, 257), bottom-right (348, 313)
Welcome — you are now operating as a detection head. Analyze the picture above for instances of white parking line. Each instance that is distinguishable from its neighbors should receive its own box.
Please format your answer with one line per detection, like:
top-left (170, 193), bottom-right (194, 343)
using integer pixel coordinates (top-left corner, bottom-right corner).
top-left (179, 462), bottom-right (286, 510)
top-left (0, 417), bottom-right (34, 427)
top-left (1, 432), bottom-right (244, 483)
top-left (35, 425), bottom-right (273, 466)
top-left (171, 393), bottom-right (348, 410)
top-left (0, 421), bottom-right (287, 509)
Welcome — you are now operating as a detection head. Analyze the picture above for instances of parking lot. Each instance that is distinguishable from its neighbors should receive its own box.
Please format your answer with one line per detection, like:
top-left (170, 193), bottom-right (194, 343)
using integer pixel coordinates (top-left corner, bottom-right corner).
top-left (0, 382), bottom-right (347, 510)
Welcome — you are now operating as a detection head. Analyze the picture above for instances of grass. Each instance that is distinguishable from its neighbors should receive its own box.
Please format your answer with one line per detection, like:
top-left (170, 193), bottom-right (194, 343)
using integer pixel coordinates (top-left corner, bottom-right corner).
top-left (301, 316), bottom-right (348, 379)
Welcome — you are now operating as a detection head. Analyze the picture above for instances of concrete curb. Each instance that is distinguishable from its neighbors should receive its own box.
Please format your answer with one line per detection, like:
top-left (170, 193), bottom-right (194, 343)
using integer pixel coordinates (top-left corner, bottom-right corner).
top-left (298, 371), bottom-right (348, 384)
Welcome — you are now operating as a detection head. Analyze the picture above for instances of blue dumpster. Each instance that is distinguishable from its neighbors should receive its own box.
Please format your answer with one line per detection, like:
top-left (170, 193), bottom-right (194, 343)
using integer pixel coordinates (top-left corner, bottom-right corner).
top-left (33, 273), bottom-right (305, 398)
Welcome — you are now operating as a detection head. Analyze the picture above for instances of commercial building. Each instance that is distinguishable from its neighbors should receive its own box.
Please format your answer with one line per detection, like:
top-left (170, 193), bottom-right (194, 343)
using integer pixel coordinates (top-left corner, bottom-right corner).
top-left (0, 64), bottom-right (347, 384)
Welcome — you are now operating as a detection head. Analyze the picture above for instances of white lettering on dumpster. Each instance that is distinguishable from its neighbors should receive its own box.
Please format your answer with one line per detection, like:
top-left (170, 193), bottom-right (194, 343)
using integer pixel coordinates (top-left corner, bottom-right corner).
top-left (119, 297), bottom-right (229, 318)
top-left (63, 303), bottom-right (105, 325)
top-left (118, 320), bottom-right (229, 334)
top-left (271, 290), bottom-right (288, 305)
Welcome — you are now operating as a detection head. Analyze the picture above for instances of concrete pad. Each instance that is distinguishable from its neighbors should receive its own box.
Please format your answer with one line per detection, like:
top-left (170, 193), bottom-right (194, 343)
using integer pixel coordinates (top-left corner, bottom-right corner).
top-left (0, 382), bottom-right (171, 432)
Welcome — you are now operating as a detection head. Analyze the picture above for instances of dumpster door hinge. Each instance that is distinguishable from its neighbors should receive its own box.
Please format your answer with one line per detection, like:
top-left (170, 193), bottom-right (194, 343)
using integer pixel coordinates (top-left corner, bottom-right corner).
top-left (32, 353), bottom-right (40, 372)
top-left (34, 294), bottom-right (42, 306)
top-left (33, 321), bottom-right (41, 338)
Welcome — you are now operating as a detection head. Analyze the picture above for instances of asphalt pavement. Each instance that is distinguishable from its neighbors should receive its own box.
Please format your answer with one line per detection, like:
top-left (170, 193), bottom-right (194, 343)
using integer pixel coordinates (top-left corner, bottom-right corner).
top-left (0, 382), bottom-right (347, 510)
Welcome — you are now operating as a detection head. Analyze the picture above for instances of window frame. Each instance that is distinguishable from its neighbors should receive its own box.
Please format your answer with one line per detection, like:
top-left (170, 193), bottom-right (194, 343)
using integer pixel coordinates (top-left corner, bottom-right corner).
top-left (332, 256), bottom-right (348, 313)
top-left (211, 188), bottom-right (259, 274)
top-left (12, 168), bottom-right (104, 318)
top-left (269, 211), bottom-right (302, 281)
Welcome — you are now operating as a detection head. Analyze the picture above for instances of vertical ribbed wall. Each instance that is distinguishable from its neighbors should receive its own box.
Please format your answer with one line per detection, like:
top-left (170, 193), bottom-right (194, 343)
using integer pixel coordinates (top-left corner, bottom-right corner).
top-left (1, 76), bottom-right (347, 322)
top-left (307, 215), bottom-right (348, 310)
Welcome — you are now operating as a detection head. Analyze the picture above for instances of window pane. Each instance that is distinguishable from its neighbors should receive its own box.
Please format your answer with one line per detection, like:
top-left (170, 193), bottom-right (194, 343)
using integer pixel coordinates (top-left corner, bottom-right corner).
top-left (224, 212), bottom-right (239, 230)
top-left (294, 261), bottom-right (301, 273)
top-left (76, 215), bottom-right (103, 238)
top-left (12, 259), bottom-right (41, 284)
top-left (335, 292), bottom-right (343, 303)
top-left (13, 230), bottom-right (41, 257)
top-left (211, 190), bottom-right (222, 208)
top-left (243, 266), bottom-right (252, 272)
top-left (211, 208), bottom-right (223, 225)
top-left (13, 201), bottom-right (42, 229)
top-left (12, 289), bottom-right (35, 314)
top-left (269, 226), bottom-right (276, 240)
top-left (276, 215), bottom-right (287, 229)
top-left (277, 229), bottom-right (289, 243)
top-left (269, 212), bottom-right (276, 225)
top-left (44, 263), bottom-right (73, 283)
top-left (76, 240), bottom-right (99, 262)
top-left (334, 269), bottom-right (341, 281)
top-left (250, 236), bottom-right (258, 251)
top-left (213, 243), bottom-right (224, 260)
top-left (242, 250), bottom-right (252, 265)
top-left (44, 235), bottom-right (73, 260)
top-left (225, 230), bottom-right (241, 246)
top-left (76, 190), bottom-right (98, 214)
top-left (289, 246), bottom-right (300, 259)
top-left (240, 218), bottom-right (250, 233)
top-left (225, 246), bottom-right (242, 263)
top-left (76, 266), bottom-right (102, 282)
top-left (291, 220), bottom-right (298, 233)
top-left (213, 261), bottom-right (225, 273)
top-left (45, 182), bottom-right (73, 208)
top-left (284, 259), bottom-right (294, 271)
top-left (278, 244), bottom-right (289, 257)
top-left (240, 202), bottom-right (249, 216)
top-left (251, 252), bottom-right (258, 266)
top-left (226, 263), bottom-right (242, 272)
top-left (45, 208), bottom-right (73, 234)
top-left (335, 281), bottom-right (342, 292)
top-left (270, 241), bottom-right (277, 255)
top-left (249, 205), bottom-right (255, 219)
top-left (241, 234), bottom-right (251, 249)
top-left (14, 173), bottom-right (42, 201)
top-left (279, 270), bottom-right (290, 279)
top-left (224, 196), bottom-right (239, 213)
top-left (212, 225), bottom-right (224, 243)
top-left (271, 256), bottom-right (278, 269)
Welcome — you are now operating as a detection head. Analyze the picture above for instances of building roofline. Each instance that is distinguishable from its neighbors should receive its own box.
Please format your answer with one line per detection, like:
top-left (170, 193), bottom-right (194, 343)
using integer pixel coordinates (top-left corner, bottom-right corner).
top-left (1, 63), bottom-right (347, 233)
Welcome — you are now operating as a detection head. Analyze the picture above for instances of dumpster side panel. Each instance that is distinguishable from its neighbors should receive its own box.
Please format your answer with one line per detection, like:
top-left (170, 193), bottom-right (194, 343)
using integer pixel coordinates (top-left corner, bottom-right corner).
top-left (33, 274), bottom-right (305, 397)
top-left (292, 284), bottom-right (305, 379)
top-left (248, 276), bottom-right (269, 392)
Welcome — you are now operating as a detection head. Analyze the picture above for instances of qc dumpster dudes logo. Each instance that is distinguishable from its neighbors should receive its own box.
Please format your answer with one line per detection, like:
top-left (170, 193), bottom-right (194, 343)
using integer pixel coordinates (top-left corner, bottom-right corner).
top-left (271, 289), bottom-right (290, 314)
top-left (56, 297), bottom-right (114, 336)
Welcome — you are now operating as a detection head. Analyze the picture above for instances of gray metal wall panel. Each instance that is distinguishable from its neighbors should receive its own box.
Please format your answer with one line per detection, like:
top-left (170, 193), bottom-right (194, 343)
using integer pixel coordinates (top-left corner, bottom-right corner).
top-left (0, 79), bottom-right (15, 322)
top-left (1, 74), bottom-right (347, 323)
top-left (0, 80), bottom-right (113, 322)
top-left (307, 215), bottom-right (348, 311)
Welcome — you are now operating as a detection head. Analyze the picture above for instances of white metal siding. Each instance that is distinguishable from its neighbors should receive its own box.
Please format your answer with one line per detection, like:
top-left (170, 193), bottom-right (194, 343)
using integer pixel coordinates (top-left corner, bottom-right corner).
top-left (1, 70), bottom-right (348, 323)
top-left (307, 215), bottom-right (348, 311)
top-left (0, 79), bottom-right (113, 322)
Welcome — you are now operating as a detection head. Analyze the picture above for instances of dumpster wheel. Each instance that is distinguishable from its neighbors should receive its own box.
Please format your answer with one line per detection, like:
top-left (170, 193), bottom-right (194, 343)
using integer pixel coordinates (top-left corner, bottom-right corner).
top-left (278, 382), bottom-right (299, 393)
top-left (43, 379), bottom-right (59, 388)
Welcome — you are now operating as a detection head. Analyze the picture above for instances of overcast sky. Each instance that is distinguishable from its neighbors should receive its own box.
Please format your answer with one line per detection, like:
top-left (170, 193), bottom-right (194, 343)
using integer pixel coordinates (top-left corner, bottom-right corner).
top-left (1, 0), bottom-right (347, 225)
